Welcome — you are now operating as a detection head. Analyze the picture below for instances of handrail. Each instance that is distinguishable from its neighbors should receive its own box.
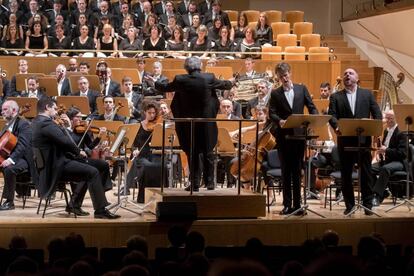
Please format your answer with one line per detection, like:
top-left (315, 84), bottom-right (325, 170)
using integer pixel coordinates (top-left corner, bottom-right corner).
top-left (356, 21), bottom-right (414, 80)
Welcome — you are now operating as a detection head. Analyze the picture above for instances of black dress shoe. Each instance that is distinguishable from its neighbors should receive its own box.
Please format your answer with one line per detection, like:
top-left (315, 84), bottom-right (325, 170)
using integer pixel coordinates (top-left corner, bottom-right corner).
top-left (372, 196), bottom-right (380, 207)
top-left (94, 209), bottom-right (121, 219)
top-left (206, 184), bottom-right (215, 190)
top-left (343, 207), bottom-right (354, 215)
top-left (364, 209), bottom-right (374, 216)
top-left (185, 186), bottom-right (199, 192)
top-left (0, 201), bottom-right (15, 211)
top-left (66, 206), bottom-right (90, 216)
top-left (279, 206), bottom-right (293, 215)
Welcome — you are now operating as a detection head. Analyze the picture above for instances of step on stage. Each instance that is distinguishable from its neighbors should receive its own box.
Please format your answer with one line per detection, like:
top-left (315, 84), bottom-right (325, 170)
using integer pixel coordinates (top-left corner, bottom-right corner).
top-left (1, 187), bottom-right (414, 257)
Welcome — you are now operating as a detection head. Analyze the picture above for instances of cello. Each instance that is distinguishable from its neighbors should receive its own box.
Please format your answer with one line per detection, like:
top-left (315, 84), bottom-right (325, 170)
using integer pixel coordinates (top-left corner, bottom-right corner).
top-left (0, 104), bottom-right (31, 163)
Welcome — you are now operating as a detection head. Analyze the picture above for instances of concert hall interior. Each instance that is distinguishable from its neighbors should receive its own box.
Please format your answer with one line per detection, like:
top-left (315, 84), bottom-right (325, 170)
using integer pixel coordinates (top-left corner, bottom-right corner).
top-left (0, 0), bottom-right (414, 275)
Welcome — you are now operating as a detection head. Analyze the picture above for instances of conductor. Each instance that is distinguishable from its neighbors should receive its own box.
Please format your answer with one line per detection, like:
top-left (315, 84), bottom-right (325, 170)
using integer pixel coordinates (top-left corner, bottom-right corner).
top-left (151, 57), bottom-right (233, 191)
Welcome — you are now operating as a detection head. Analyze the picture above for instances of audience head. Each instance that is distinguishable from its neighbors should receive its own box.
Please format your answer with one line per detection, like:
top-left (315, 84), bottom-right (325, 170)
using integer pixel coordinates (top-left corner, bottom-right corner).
top-left (122, 250), bottom-right (149, 269)
top-left (9, 235), bottom-right (28, 249)
top-left (167, 225), bottom-right (187, 248)
top-left (185, 231), bottom-right (205, 254)
top-left (7, 256), bottom-right (38, 275)
top-left (69, 261), bottom-right (94, 276)
top-left (126, 235), bottom-right (148, 257)
top-left (208, 259), bottom-right (272, 276)
top-left (119, 265), bottom-right (149, 276)
top-left (321, 229), bottom-right (339, 247)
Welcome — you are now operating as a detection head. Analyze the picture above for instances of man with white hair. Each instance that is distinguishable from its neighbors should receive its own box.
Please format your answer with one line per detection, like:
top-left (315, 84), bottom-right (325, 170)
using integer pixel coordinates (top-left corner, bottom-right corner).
top-left (55, 64), bottom-right (71, 96)
top-left (143, 61), bottom-right (168, 96)
top-left (153, 57), bottom-right (233, 191)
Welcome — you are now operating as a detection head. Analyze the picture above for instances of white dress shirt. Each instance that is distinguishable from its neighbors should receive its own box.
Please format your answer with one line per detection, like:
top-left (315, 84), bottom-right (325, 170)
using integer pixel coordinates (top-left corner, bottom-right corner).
top-left (346, 88), bottom-right (357, 115)
top-left (384, 124), bottom-right (398, 148)
top-left (284, 85), bottom-right (294, 109)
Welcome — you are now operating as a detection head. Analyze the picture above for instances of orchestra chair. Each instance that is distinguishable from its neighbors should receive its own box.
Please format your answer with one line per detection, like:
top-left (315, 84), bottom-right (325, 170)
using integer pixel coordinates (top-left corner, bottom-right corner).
top-left (15, 73), bottom-right (45, 92)
top-left (243, 10), bottom-right (260, 23)
top-left (56, 96), bottom-right (91, 117)
top-left (225, 10), bottom-right (238, 22)
top-left (111, 68), bottom-right (141, 85)
top-left (261, 46), bottom-right (282, 61)
top-left (38, 76), bottom-right (59, 97)
top-left (265, 10), bottom-right (282, 24)
top-left (271, 22), bottom-right (290, 43)
top-left (276, 34), bottom-right (297, 50)
top-left (247, 22), bottom-right (257, 31)
top-left (293, 22), bottom-right (313, 41)
top-left (68, 74), bottom-right (100, 93)
top-left (284, 46), bottom-right (306, 61)
top-left (261, 149), bottom-right (283, 213)
top-left (284, 10), bottom-right (305, 29)
top-left (32, 147), bottom-right (77, 218)
top-left (308, 46), bottom-right (330, 61)
top-left (0, 170), bottom-right (34, 209)
top-left (300, 33), bottom-right (321, 51)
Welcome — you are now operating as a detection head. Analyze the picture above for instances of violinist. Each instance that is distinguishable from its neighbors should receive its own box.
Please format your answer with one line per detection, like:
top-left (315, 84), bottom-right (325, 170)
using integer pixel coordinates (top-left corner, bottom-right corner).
top-left (31, 97), bottom-right (120, 219)
top-left (269, 62), bottom-right (318, 216)
top-left (245, 80), bottom-right (271, 119)
top-left (0, 100), bottom-right (37, 211)
top-left (96, 95), bottom-right (126, 122)
top-left (55, 64), bottom-right (71, 96)
top-left (125, 100), bottom-right (160, 203)
top-left (122, 76), bottom-right (142, 123)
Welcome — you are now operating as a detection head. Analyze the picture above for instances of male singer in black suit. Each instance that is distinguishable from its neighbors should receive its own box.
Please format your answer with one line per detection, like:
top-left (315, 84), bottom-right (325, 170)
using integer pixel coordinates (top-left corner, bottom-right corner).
top-left (328, 68), bottom-right (382, 215)
top-left (269, 62), bottom-right (318, 216)
top-left (371, 110), bottom-right (405, 206)
top-left (0, 100), bottom-right (37, 210)
top-left (31, 97), bottom-right (119, 219)
top-left (153, 57), bottom-right (232, 191)
top-left (72, 76), bottom-right (100, 114)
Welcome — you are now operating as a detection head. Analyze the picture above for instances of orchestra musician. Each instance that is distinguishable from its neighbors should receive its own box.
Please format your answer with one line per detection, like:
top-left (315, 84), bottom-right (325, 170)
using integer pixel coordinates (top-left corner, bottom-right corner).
top-left (142, 61), bottom-right (168, 97)
top-left (319, 82), bottom-right (332, 100)
top-left (122, 76), bottom-right (142, 123)
top-left (371, 110), bottom-right (405, 206)
top-left (72, 76), bottom-right (100, 114)
top-left (31, 97), bottom-right (120, 219)
top-left (269, 62), bottom-right (318, 216)
top-left (0, 100), bottom-right (37, 211)
top-left (125, 100), bottom-right (161, 202)
top-left (103, 68), bottom-right (122, 97)
top-left (10, 59), bottom-right (29, 96)
top-left (55, 64), bottom-right (71, 96)
top-left (328, 68), bottom-right (382, 215)
top-left (96, 95), bottom-right (126, 122)
top-left (245, 80), bottom-right (271, 119)
top-left (153, 56), bottom-right (233, 191)
top-left (0, 69), bottom-right (11, 103)
top-left (222, 87), bottom-right (242, 118)
top-left (21, 76), bottom-right (46, 99)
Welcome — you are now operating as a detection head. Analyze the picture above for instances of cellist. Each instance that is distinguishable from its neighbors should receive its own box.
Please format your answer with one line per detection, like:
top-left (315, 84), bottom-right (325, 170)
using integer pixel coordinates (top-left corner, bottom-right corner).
top-left (0, 100), bottom-right (37, 211)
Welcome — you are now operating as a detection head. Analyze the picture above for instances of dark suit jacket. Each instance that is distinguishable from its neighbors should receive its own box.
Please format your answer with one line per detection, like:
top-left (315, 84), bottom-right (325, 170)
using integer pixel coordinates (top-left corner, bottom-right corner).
top-left (198, 1), bottom-right (212, 16)
top-left (129, 92), bottom-right (143, 120)
top-left (1, 79), bottom-right (11, 100)
top-left (269, 84), bottom-right (318, 145)
top-left (203, 10), bottom-right (231, 28)
top-left (32, 115), bottom-right (81, 198)
top-left (245, 97), bottom-right (258, 119)
top-left (73, 90), bottom-right (100, 114)
top-left (60, 78), bottom-right (71, 96)
top-left (106, 80), bottom-right (122, 97)
top-left (232, 100), bottom-right (242, 118)
top-left (383, 127), bottom-right (406, 164)
top-left (177, 1), bottom-right (189, 15)
top-left (143, 75), bottom-right (168, 96)
top-left (155, 71), bottom-right (232, 154)
top-left (328, 88), bottom-right (382, 146)
top-left (10, 117), bottom-right (38, 185)
top-left (20, 90), bottom-right (47, 99)
top-left (154, 1), bottom-right (166, 16)
top-left (180, 12), bottom-right (193, 28)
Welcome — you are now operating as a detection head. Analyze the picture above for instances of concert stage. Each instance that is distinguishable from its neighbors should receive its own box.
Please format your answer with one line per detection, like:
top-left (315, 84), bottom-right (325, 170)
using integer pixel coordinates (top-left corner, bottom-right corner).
top-left (1, 187), bottom-right (414, 258)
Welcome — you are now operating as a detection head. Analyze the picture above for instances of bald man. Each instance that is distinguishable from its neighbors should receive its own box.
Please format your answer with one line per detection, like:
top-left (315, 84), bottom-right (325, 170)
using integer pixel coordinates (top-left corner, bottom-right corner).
top-left (328, 68), bottom-right (382, 215)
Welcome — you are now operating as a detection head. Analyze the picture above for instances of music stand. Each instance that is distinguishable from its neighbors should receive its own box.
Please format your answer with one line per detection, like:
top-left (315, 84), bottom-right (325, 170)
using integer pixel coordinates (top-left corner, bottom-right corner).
top-left (8, 97), bottom-right (38, 118)
top-left (338, 119), bottom-right (383, 217)
top-left (38, 76), bottom-right (58, 97)
top-left (56, 96), bottom-right (91, 116)
top-left (282, 114), bottom-right (331, 218)
top-left (386, 104), bottom-right (414, 213)
top-left (107, 124), bottom-right (142, 215)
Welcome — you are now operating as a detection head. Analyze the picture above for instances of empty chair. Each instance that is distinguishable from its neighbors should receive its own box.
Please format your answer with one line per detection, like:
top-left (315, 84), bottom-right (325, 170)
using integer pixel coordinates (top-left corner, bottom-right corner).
top-left (300, 33), bottom-right (321, 51)
top-left (276, 34), bottom-right (297, 50)
top-left (293, 22), bottom-right (313, 40)
top-left (247, 21), bottom-right (257, 31)
top-left (285, 10), bottom-right (305, 29)
top-left (225, 10), bottom-right (238, 22)
top-left (284, 46), bottom-right (306, 61)
top-left (308, 46), bottom-right (330, 61)
top-left (243, 10), bottom-right (260, 23)
top-left (261, 46), bottom-right (282, 60)
top-left (271, 22), bottom-right (290, 42)
top-left (265, 10), bottom-right (282, 23)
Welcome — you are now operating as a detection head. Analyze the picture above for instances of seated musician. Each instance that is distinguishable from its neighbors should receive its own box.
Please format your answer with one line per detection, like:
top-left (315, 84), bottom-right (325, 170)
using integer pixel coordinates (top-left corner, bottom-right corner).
top-left (0, 100), bottom-right (37, 211)
top-left (223, 87), bottom-right (242, 118)
top-left (319, 82), bottom-right (332, 100)
top-left (72, 76), bottom-right (100, 115)
top-left (55, 64), bottom-right (71, 96)
top-left (142, 61), bottom-right (168, 97)
top-left (125, 100), bottom-right (161, 203)
top-left (122, 76), bottom-right (142, 123)
top-left (10, 59), bottom-right (29, 96)
top-left (159, 100), bottom-right (174, 128)
top-left (245, 80), bottom-right (271, 119)
top-left (20, 75), bottom-right (46, 99)
top-left (371, 110), bottom-right (406, 206)
top-left (95, 95), bottom-right (126, 122)
top-left (32, 97), bottom-right (119, 219)
top-left (103, 68), bottom-right (122, 97)
top-left (1, 73), bottom-right (11, 104)
top-left (220, 99), bottom-right (239, 120)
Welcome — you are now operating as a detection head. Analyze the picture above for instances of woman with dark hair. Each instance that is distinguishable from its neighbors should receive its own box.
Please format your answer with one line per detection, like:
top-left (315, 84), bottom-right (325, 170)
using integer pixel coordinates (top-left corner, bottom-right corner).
top-left (71, 13), bottom-right (94, 40)
top-left (47, 14), bottom-right (70, 37)
top-left (184, 13), bottom-right (201, 42)
top-left (188, 24), bottom-right (210, 58)
top-left (162, 15), bottom-right (178, 40)
top-left (72, 25), bottom-right (95, 57)
top-left (97, 23), bottom-right (118, 57)
top-left (2, 13), bottom-right (24, 40)
top-left (143, 24), bottom-right (166, 58)
top-left (208, 17), bottom-right (222, 41)
top-left (27, 13), bottom-right (49, 34)
top-left (142, 13), bottom-right (158, 40)
top-left (213, 25), bottom-right (234, 58)
top-left (25, 21), bottom-right (48, 56)
top-left (94, 15), bottom-right (114, 40)
top-left (49, 24), bottom-right (71, 56)
top-left (255, 12), bottom-right (273, 45)
top-left (117, 14), bottom-right (136, 40)
top-left (119, 26), bottom-right (143, 58)
top-left (233, 12), bottom-right (248, 43)
top-left (235, 26), bottom-right (261, 59)
top-left (1, 24), bottom-right (24, 55)
top-left (166, 26), bottom-right (185, 57)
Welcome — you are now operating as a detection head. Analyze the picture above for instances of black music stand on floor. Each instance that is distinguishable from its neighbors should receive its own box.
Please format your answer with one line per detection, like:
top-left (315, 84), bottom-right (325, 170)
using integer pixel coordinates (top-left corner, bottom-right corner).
top-left (338, 119), bottom-right (383, 217)
top-left (386, 104), bottom-right (414, 213)
top-left (282, 114), bottom-right (331, 218)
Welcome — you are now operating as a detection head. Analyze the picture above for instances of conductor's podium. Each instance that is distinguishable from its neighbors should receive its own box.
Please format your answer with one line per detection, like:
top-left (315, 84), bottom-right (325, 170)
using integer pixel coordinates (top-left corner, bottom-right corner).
top-left (145, 188), bottom-right (266, 219)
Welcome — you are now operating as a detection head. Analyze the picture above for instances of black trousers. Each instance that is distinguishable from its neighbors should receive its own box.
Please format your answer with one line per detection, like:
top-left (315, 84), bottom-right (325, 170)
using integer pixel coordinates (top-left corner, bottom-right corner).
top-left (372, 161), bottom-right (404, 198)
top-left (60, 160), bottom-right (108, 211)
top-left (188, 151), bottom-right (215, 188)
top-left (338, 140), bottom-right (374, 210)
top-left (278, 140), bottom-right (305, 209)
top-left (1, 159), bottom-right (29, 202)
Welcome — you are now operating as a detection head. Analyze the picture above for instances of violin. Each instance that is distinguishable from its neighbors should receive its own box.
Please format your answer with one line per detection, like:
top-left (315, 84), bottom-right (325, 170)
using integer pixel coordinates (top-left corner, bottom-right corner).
top-left (74, 121), bottom-right (101, 134)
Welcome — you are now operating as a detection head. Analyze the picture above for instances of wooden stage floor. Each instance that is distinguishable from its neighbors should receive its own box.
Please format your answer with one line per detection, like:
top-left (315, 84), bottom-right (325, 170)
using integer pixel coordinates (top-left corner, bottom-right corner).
top-left (1, 187), bottom-right (414, 257)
